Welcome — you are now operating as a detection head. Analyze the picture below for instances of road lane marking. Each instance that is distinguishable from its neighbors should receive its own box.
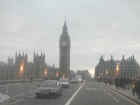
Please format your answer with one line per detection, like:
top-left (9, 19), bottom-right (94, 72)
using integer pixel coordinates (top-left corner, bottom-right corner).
top-left (105, 91), bottom-right (119, 103)
top-left (9, 98), bottom-right (24, 105)
top-left (110, 89), bottom-right (138, 105)
top-left (65, 83), bottom-right (85, 105)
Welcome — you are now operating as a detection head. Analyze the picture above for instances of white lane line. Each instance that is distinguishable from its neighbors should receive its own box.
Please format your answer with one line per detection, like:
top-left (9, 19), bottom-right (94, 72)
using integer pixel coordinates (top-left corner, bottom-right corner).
top-left (65, 83), bottom-right (85, 105)
top-left (104, 88), bottom-right (119, 103)
top-left (9, 99), bottom-right (24, 105)
top-left (106, 91), bottom-right (119, 103)
top-left (110, 89), bottom-right (138, 105)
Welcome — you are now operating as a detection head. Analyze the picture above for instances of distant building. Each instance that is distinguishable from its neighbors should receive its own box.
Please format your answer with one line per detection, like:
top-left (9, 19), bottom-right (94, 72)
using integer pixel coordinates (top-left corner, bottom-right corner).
top-left (0, 50), bottom-right (61, 81)
top-left (77, 70), bottom-right (91, 80)
top-left (15, 52), bottom-right (28, 65)
top-left (8, 57), bottom-right (14, 65)
top-left (95, 55), bottom-right (140, 81)
top-left (33, 52), bottom-right (46, 79)
top-left (0, 61), bottom-right (6, 66)
top-left (15, 52), bottom-right (28, 79)
top-left (119, 56), bottom-right (139, 79)
top-left (59, 21), bottom-right (71, 78)
top-left (0, 61), bottom-right (7, 80)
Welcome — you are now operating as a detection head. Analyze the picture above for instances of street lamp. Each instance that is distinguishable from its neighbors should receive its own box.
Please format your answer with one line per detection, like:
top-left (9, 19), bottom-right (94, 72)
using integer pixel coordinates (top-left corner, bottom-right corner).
top-left (116, 64), bottom-right (120, 73)
top-left (115, 64), bottom-right (120, 79)
top-left (44, 68), bottom-right (48, 77)
top-left (19, 61), bottom-right (24, 79)
top-left (20, 64), bottom-right (24, 73)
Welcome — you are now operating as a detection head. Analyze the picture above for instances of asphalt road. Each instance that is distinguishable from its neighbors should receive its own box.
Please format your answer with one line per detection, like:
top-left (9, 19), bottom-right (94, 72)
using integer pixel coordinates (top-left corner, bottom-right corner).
top-left (0, 81), bottom-right (40, 97)
top-left (2, 81), bottom-right (139, 105)
top-left (70, 82), bottom-right (138, 105)
top-left (10, 82), bottom-right (81, 105)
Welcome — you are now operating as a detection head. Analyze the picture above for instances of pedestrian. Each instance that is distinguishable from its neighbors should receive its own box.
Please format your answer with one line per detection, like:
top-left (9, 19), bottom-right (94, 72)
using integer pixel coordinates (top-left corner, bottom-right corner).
top-left (135, 79), bottom-right (140, 98)
top-left (132, 80), bottom-right (136, 96)
top-left (115, 78), bottom-right (119, 88)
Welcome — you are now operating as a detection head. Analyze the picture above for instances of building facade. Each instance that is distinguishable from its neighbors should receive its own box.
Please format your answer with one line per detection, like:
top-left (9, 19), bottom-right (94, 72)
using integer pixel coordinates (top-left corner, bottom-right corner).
top-left (59, 21), bottom-right (71, 78)
top-left (15, 52), bottom-right (28, 79)
top-left (33, 52), bottom-right (46, 79)
top-left (95, 55), bottom-right (140, 81)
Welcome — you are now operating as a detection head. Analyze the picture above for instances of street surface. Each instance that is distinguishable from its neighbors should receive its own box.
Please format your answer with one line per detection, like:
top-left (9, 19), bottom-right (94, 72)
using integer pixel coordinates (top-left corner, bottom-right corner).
top-left (0, 82), bottom-right (39, 97)
top-left (1, 81), bottom-right (139, 105)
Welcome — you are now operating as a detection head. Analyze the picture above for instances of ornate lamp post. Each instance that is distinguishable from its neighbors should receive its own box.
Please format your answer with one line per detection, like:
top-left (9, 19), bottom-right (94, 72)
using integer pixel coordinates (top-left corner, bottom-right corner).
top-left (115, 64), bottom-right (120, 79)
top-left (19, 61), bottom-right (24, 80)
top-left (44, 68), bottom-right (48, 79)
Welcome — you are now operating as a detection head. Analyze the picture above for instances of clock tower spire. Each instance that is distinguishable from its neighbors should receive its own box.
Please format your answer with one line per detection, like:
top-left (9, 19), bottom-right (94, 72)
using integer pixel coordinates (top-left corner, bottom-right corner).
top-left (63, 20), bottom-right (68, 33)
top-left (59, 21), bottom-right (71, 79)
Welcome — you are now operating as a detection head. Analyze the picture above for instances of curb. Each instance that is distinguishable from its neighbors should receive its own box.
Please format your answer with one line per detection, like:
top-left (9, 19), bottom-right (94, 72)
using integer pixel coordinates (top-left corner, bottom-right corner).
top-left (110, 87), bottom-right (140, 104)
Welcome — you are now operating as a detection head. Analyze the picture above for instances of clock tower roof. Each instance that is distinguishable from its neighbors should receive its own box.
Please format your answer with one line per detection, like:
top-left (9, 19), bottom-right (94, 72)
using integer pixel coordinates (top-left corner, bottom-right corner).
top-left (62, 20), bottom-right (68, 35)
top-left (62, 20), bottom-right (68, 34)
top-left (60, 21), bottom-right (70, 41)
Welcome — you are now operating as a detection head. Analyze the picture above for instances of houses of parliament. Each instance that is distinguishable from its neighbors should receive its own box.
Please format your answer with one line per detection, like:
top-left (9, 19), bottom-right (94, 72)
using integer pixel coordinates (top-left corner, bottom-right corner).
top-left (0, 21), bottom-right (71, 80)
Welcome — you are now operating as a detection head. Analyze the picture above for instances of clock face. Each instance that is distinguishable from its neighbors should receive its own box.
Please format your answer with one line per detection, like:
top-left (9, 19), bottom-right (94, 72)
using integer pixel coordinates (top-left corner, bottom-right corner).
top-left (61, 41), bottom-right (67, 47)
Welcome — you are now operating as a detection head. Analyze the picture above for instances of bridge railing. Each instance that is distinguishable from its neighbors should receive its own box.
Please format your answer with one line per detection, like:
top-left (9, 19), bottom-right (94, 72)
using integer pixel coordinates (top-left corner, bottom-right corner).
top-left (0, 79), bottom-right (43, 84)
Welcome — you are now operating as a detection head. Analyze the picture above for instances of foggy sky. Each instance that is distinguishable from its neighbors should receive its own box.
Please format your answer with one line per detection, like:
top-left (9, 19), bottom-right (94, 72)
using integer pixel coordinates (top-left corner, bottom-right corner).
top-left (0, 0), bottom-right (140, 70)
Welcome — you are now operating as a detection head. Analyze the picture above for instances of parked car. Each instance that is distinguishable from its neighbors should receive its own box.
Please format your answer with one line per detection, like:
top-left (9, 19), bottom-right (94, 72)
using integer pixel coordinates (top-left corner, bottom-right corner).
top-left (35, 80), bottom-right (62, 98)
top-left (59, 79), bottom-right (70, 88)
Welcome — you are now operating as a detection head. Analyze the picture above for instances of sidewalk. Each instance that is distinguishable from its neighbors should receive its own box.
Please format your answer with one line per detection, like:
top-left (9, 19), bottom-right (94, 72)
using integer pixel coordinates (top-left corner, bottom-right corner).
top-left (109, 85), bottom-right (140, 104)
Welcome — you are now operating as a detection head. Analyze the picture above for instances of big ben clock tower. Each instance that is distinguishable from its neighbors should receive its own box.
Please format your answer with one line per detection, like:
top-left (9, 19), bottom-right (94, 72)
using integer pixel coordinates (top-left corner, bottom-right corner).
top-left (59, 21), bottom-right (71, 78)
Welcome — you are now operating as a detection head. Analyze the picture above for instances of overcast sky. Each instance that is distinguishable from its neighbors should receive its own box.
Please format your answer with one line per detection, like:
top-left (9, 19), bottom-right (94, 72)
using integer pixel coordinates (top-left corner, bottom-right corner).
top-left (0, 0), bottom-right (140, 70)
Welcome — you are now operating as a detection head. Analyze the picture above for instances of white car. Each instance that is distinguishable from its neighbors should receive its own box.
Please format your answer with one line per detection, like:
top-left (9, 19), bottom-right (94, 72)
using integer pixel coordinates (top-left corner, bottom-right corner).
top-left (35, 80), bottom-right (62, 98)
top-left (78, 78), bottom-right (83, 82)
top-left (59, 79), bottom-right (70, 88)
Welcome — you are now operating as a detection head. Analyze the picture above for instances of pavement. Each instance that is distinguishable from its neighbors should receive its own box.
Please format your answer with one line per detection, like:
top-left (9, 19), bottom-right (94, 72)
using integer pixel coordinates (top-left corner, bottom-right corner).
top-left (70, 82), bottom-right (138, 105)
top-left (108, 84), bottom-right (140, 104)
top-left (0, 81), bottom-right (139, 105)
top-left (0, 81), bottom-right (40, 97)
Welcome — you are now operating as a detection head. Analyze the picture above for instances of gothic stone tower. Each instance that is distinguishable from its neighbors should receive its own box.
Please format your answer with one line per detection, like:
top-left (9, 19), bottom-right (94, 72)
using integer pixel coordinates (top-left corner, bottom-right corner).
top-left (33, 52), bottom-right (46, 79)
top-left (15, 52), bottom-right (28, 79)
top-left (59, 21), bottom-right (71, 78)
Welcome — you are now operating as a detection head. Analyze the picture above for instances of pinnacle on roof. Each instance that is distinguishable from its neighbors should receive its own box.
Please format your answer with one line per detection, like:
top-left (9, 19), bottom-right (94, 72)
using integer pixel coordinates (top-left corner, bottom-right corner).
top-left (62, 20), bottom-right (68, 34)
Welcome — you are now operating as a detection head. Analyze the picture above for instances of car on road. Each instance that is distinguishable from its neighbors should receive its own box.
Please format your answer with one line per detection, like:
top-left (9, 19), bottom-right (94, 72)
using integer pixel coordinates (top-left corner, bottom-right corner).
top-left (35, 80), bottom-right (62, 98)
top-left (59, 79), bottom-right (70, 88)
top-left (75, 75), bottom-right (83, 83)
top-left (70, 78), bottom-right (79, 84)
